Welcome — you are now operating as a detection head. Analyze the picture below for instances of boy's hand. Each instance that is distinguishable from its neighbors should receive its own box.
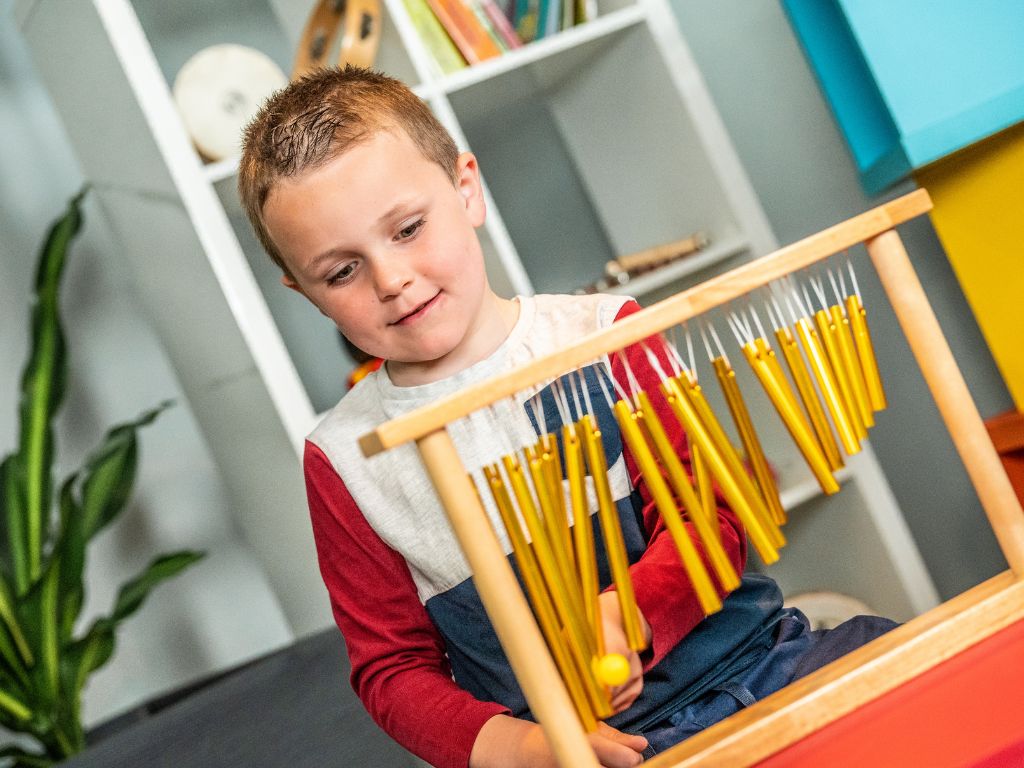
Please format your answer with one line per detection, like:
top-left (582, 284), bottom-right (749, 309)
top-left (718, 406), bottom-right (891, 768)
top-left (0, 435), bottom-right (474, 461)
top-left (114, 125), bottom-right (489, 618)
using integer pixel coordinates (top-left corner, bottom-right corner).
top-left (470, 714), bottom-right (647, 768)
top-left (598, 591), bottom-right (652, 714)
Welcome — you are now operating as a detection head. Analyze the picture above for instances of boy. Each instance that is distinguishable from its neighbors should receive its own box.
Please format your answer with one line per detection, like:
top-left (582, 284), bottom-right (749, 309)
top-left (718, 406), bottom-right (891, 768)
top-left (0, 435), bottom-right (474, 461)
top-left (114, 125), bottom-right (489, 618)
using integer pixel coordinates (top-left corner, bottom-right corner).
top-left (238, 67), bottom-right (895, 768)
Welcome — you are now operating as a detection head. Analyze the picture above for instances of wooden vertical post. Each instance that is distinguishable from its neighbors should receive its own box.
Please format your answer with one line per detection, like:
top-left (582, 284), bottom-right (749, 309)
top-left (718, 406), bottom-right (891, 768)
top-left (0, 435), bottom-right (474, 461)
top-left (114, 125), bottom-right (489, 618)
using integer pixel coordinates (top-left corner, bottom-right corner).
top-left (416, 429), bottom-right (599, 768)
top-left (866, 229), bottom-right (1024, 576)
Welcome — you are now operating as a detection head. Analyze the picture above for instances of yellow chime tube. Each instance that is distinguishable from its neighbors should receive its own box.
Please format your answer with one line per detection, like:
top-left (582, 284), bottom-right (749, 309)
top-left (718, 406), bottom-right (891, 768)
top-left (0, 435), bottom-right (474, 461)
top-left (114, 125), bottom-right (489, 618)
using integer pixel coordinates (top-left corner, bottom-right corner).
top-left (771, 327), bottom-right (843, 473)
top-left (633, 391), bottom-right (740, 593)
top-left (794, 317), bottom-right (861, 456)
top-left (846, 294), bottom-right (887, 412)
top-left (483, 465), bottom-right (599, 730)
top-left (830, 304), bottom-right (874, 429)
top-left (563, 424), bottom-right (603, 656)
top-left (675, 371), bottom-right (786, 543)
top-left (741, 340), bottom-right (840, 495)
top-left (578, 415), bottom-right (648, 653)
top-left (711, 356), bottom-right (788, 526)
top-left (814, 308), bottom-right (867, 442)
top-left (659, 376), bottom-right (783, 564)
top-left (502, 454), bottom-right (613, 719)
top-left (613, 399), bottom-right (722, 615)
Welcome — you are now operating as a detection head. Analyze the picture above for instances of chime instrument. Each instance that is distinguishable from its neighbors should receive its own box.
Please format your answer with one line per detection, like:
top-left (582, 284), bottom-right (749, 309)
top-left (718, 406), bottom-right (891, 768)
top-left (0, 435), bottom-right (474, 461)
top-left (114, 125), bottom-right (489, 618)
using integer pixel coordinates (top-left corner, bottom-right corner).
top-left (358, 189), bottom-right (1024, 768)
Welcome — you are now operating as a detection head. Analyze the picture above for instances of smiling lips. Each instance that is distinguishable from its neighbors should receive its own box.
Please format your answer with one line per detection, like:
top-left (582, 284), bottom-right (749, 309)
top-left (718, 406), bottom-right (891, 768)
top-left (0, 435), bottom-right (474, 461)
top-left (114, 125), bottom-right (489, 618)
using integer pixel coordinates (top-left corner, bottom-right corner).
top-left (393, 292), bottom-right (441, 325)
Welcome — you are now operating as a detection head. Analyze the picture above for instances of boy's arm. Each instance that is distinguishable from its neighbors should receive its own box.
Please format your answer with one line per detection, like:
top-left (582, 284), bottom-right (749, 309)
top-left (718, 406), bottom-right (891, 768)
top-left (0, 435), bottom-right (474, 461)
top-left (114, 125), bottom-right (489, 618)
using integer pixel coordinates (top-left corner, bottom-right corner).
top-left (305, 441), bottom-right (509, 768)
top-left (609, 300), bottom-right (748, 669)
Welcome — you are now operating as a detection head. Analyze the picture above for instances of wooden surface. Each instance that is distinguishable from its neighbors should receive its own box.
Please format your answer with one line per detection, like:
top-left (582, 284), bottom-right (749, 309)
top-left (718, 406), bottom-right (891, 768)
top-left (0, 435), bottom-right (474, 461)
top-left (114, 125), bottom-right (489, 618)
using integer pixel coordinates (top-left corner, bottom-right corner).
top-left (753, 613), bottom-right (1024, 768)
top-left (644, 571), bottom-right (1024, 768)
top-left (359, 189), bottom-right (932, 457)
top-left (866, 230), bottom-right (1024, 576)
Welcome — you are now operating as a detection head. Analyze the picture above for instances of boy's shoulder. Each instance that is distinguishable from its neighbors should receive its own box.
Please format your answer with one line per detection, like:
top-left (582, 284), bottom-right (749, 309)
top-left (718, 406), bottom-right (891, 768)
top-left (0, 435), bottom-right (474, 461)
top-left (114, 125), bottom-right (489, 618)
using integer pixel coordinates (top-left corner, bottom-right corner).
top-left (531, 291), bottom-right (633, 335)
top-left (307, 372), bottom-right (384, 460)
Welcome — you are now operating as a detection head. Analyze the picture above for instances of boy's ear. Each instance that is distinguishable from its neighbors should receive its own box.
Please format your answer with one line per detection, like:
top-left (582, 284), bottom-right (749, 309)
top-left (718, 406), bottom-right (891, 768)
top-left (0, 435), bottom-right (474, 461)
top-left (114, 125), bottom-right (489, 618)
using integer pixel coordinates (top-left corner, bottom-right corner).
top-left (455, 151), bottom-right (486, 227)
top-left (281, 273), bottom-right (305, 295)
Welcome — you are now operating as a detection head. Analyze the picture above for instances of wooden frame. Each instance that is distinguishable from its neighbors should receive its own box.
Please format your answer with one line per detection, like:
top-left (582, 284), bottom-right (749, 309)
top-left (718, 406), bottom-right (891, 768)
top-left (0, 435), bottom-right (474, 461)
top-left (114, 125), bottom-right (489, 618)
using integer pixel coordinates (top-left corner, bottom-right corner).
top-left (359, 188), bottom-right (1024, 767)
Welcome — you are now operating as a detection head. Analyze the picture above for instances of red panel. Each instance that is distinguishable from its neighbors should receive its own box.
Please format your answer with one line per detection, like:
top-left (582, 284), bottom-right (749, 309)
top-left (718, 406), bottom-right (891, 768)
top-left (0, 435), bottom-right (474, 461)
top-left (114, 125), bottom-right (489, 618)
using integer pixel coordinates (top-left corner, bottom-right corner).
top-left (755, 618), bottom-right (1024, 768)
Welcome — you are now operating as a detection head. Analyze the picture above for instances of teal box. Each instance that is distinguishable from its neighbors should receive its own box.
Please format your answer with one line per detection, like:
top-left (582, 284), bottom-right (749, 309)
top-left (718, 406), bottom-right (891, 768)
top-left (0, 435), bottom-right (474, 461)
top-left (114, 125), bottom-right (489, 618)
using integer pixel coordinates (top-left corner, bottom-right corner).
top-left (782, 0), bottom-right (1024, 194)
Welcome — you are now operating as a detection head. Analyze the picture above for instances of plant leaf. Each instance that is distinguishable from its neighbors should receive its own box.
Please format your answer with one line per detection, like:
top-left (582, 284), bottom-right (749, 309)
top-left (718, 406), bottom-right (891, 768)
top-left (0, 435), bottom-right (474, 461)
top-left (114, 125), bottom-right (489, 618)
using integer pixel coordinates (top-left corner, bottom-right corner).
top-left (0, 686), bottom-right (32, 724)
top-left (54, 476), bottom-right (83, 644)
top-left (0, 572), bottom-right (33, 671)
top-left (0, 457), bottom-right (28, 595)
top-left (64, 550), bottom-right (202, 698)
top-left (15, 563), bottom-right (61, 711)
top-left (16, 191), bottom-right (85, 589)
top-left (0, 745), bottom-right (53, 768)
top-left (78, 402), bottom-right (170, 542)
top-left (108, 551), bottom-right (203, 625)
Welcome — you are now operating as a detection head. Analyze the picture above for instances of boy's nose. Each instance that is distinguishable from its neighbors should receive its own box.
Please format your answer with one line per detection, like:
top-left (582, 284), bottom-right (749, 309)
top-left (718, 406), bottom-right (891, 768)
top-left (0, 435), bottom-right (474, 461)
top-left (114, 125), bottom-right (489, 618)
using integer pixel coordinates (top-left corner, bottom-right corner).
top-left (371, 259), bottom-right (414, 300)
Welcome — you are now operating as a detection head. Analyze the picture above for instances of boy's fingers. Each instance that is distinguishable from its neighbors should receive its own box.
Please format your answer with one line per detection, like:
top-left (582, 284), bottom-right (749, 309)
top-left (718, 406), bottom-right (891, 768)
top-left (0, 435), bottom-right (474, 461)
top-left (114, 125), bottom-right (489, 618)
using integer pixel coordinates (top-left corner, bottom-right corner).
top-left (589, 732), bottom-right (645, 768)
top-left (610, 677), bottom-right (644, 713)
top-left (596, 721), bottom-right (649, 752)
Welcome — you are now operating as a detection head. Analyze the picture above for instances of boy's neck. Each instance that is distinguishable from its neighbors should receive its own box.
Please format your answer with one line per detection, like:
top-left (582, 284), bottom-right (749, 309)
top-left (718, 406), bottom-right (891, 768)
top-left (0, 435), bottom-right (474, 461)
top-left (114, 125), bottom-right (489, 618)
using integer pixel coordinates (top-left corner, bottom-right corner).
top-left (385, 292), bottom-right (520, 387)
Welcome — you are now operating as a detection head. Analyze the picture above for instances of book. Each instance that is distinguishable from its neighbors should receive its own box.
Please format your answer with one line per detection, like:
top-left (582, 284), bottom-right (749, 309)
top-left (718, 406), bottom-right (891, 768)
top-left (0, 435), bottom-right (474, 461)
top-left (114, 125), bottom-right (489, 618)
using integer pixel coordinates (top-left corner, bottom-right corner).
top-left (425, 0), bottom-right (503, 64)
top-left (513, 0), bottom-right (540, 41)
top-left (402, 0), bottom-right (469, 75)
top-left (538, 0), bottom-right (561, 38)
top-left (479, 0), bottom-right (524, 49)
top-left (463, 0), bottom-right (510, 52)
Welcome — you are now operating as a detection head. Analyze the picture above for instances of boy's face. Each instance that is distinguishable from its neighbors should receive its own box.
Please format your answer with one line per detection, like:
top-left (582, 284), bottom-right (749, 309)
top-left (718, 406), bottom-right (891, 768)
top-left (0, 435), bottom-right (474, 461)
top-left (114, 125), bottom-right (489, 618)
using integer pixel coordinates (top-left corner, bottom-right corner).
top-left (263, 128), bottom-right (491, 379)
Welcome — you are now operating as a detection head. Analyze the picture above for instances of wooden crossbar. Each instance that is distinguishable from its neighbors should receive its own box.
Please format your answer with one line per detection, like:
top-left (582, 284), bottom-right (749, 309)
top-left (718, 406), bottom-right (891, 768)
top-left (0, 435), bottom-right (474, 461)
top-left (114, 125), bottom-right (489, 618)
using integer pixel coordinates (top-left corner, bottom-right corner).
top-left (358, 189), bottom-right (933, 457)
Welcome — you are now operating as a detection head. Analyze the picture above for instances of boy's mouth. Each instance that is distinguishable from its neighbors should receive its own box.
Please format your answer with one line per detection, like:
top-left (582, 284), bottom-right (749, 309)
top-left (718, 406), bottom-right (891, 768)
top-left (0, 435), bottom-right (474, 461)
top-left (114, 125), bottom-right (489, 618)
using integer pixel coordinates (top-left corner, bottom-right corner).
top-left (392, 291), bottom-right (441, 326)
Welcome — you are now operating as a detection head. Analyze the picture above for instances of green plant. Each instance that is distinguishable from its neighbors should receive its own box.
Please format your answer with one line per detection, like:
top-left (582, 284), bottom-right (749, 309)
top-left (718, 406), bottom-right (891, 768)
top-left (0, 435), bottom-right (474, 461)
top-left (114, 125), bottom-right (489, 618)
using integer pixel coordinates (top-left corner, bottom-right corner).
top-left (0, 191), bottom-right (204, 766)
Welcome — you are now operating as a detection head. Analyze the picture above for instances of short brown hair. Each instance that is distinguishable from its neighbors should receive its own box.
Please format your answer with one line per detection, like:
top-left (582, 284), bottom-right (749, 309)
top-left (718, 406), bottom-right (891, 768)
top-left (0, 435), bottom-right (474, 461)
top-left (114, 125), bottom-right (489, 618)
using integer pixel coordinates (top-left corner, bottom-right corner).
top-left (238, 66), bottom-right (460, 273)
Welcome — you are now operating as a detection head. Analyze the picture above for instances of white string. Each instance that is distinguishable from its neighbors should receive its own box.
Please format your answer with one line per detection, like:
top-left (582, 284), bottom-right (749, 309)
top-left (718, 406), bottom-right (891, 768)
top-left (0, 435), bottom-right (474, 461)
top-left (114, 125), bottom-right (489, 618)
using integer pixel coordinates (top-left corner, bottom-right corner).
top-left (566, 370), bottom-right (582, 421)
top-left (684, 324), bottom-right (698, 379)
top-left (707, 320), bottom-right (731, 365)
top-left (749, 303), bottom-right (769, 340)
top-left (613, 349), bottom-right (642, 404)
top-left (641, 341), bottom-right (671, 382)
top-left (777, 280), bottom-right (802, 325)
top-left (596, 359), bottom-right (620, 410)
top-left (574, 368), bottom-right (595, 418)
top-left (528, 390), bottom-right (547, 437)
top-left (551, 376), bottom-right (572, 428)
top-left (802, 280), bottom-right (819, 315)
top-left (809, 272), bottom-right (829, 311)
top-left (727, 311), bottom-right (750, 347)
top-left (698, 322), bottom-right (718, 363)
top-left (827, 268), bottom-right (844, 306)
top-left (847, 257), bottom-right (863, 299)
top-left (664, 327), bottom-right (686, 376)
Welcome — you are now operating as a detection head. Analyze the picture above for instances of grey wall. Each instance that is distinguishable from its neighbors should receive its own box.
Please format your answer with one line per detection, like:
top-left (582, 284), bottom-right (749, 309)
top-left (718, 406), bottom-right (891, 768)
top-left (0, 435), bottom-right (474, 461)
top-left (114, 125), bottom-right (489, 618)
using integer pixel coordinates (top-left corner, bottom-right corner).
top-left (0, 3), bottom-right (294, 729)
top-left (668, 0), bottom-right (1014, 599)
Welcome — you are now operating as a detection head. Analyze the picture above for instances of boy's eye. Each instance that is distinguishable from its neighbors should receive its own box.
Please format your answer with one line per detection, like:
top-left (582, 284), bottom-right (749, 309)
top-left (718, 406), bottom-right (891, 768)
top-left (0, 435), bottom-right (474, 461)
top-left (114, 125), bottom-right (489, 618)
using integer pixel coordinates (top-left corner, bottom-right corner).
top-left (328, 262), bottom-right (358, 285)
top-left (396, 218), bottom-right (425, 241)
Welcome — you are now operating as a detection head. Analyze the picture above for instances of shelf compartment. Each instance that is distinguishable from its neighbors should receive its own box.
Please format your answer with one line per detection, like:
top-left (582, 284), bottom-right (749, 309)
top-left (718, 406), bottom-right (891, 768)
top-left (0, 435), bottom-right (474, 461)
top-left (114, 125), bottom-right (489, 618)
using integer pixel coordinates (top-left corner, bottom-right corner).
top-left (605, 235), bottom-right (750, 298)
top-left (448, 18), bottom-right (749, 296)
top-left (437, 5), bottom-right (646, 96)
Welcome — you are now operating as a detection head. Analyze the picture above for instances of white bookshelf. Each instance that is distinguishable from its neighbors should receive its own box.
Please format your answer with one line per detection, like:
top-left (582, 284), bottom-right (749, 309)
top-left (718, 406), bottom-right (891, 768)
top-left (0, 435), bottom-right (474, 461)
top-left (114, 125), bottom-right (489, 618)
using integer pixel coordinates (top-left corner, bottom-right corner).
top-left (13, 0), bottom-right (939, 649)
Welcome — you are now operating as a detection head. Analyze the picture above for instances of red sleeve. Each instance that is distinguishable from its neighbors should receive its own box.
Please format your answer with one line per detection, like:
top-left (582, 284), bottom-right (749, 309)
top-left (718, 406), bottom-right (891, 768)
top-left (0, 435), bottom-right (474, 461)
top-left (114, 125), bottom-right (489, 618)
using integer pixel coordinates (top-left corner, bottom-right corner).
top-left (609, 300), bottom-right (748, 668)
top-left (304, 441), bottom-right (509, 768)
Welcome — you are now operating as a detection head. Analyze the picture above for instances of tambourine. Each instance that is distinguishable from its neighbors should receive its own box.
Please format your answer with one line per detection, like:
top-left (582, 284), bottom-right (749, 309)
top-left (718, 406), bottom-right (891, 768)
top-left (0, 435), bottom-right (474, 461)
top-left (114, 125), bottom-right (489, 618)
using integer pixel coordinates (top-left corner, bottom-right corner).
top-left (292, 0), bottom-right (383, 80)
top-left (172, 44), bottom-right (288, 162)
